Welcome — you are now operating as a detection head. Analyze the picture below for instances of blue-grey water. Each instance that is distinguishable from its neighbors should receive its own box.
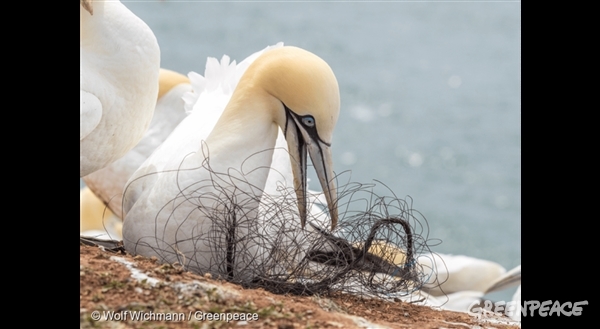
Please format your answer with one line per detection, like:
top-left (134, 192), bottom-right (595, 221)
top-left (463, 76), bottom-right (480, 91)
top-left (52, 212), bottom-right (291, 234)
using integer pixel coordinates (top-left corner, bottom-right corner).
top-left (82, 1), bottom-right (521, 302)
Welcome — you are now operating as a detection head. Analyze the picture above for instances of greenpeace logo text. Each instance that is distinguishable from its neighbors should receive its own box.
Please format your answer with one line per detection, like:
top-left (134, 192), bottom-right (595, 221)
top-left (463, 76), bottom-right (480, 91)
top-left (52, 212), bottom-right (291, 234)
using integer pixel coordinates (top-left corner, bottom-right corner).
top-left (468, 300), bottom-right (588, 318)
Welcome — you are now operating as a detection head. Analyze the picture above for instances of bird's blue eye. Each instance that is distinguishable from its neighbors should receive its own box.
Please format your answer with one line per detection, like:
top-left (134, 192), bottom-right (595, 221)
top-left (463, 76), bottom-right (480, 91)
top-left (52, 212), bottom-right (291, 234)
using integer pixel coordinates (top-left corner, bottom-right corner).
top-left (302, 116), bottom-right (315, 127)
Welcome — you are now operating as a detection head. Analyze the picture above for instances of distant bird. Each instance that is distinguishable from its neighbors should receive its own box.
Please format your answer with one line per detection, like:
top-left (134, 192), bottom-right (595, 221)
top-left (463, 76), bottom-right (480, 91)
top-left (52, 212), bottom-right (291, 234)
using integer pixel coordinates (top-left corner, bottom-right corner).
top-left (358, 240), bottom-right (520, 317)
top-left (83, 68), bottom-right (191, 218)
top-left (80, 0), bottom-right (160, 177)
top-left (122, 46), bottom-right (340, 281)
top-left (436, 264), bottom-right (521, 316)
top-left (418, 253), bottom-right (507, 296)
top-left (354, 240), bottom-right (506, 295)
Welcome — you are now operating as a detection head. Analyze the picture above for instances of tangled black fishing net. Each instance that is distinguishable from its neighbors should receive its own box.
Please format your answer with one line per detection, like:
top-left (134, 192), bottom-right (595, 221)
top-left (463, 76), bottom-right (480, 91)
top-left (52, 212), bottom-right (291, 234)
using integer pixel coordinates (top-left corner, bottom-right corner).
top-left (116, 147), bottom-right (446, 301)
top-left (241, 179), bottom-right (432, 297)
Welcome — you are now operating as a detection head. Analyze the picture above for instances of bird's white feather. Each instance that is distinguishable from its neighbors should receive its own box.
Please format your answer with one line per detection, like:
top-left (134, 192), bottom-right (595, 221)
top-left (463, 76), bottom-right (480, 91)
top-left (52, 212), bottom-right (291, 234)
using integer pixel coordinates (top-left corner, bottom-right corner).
top-left (80, 0), bottom-right (160, 176)
top-left (80, 90), bottom-right (102, 140)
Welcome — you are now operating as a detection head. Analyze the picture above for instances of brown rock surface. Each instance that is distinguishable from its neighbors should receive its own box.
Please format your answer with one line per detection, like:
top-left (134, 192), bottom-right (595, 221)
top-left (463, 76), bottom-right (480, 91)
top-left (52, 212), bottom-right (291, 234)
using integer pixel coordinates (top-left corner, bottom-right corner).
top-left (80, 244), bottom-right (520, 329)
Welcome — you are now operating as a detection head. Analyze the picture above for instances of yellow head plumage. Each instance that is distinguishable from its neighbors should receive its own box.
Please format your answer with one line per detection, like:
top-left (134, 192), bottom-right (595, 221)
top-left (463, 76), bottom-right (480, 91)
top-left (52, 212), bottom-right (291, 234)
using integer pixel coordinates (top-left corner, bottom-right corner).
top-left (157, 68), bottom-right (190, 100)
top-left (241, 46), bottom-right (340, 144)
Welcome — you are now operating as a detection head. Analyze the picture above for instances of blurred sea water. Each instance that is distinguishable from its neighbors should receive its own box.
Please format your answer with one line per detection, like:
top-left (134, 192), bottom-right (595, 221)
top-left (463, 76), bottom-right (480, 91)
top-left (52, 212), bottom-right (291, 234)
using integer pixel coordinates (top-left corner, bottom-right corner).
top-left (82, 1), bottom-right (521, 302)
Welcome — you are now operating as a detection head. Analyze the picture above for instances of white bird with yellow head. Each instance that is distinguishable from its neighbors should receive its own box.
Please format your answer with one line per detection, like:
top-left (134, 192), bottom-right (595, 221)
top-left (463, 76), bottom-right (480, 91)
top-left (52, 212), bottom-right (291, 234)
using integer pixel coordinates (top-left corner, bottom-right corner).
top-left (122, 46), bottom-right (340, 281)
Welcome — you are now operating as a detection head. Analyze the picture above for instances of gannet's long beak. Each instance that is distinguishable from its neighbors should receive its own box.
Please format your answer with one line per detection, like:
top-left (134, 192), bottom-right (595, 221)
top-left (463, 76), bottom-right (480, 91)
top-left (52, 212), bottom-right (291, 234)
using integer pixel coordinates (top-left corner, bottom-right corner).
top-left (284, 106), bottom-right (338, 231)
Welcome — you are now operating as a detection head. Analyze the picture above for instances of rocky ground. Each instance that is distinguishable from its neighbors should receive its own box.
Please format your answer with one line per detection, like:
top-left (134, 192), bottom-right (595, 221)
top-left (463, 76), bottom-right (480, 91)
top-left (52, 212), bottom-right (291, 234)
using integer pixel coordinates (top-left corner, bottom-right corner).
top-left (80, 243), bottom-right (520, 329)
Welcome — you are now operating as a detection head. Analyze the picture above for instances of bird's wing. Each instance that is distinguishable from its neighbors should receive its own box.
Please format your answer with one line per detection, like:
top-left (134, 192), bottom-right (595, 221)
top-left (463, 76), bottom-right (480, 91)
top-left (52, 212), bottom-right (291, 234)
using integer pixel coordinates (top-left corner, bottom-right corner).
top-left (80, 89), bottom-right (102, 140)
top-left (419, 253), bottom-right (506, 295)
top-left (484, 264), bottom-right (521, 294)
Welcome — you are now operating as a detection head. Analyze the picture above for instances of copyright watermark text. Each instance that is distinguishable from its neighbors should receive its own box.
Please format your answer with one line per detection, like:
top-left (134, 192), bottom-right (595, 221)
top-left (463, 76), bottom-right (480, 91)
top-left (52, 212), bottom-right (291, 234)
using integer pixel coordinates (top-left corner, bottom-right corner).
top-left (90, 310), bottom-right (260, 322)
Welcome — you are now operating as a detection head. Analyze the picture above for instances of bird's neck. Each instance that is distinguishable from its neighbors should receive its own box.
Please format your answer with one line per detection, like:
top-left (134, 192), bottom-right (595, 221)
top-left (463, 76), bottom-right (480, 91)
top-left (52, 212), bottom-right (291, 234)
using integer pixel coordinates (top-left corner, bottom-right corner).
top-left (200, 89), bottom-right (280, 196)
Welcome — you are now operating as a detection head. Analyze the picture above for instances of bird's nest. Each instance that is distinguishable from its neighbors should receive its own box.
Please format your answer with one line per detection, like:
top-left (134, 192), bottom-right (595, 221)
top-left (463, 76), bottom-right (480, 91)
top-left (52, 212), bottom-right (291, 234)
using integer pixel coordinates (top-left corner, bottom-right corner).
top-left (114, 148), bottom-right (446, 300)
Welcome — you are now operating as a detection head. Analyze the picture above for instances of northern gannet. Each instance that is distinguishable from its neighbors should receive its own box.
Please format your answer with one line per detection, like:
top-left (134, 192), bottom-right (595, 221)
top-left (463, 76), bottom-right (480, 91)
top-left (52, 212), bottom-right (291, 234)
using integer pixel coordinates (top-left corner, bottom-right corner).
top-left (80, 0), bottom-right (160, 177)
top-left (357, 240), bottom-right (521, 315)
top-left (436, 264), bottom-right (521, 316)
top-left (418, 252), bottom-right (507, 296)
top-left (83, 69), bottom-right (191, 219)
top-left (122, 46), bottom-right (340, 281)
